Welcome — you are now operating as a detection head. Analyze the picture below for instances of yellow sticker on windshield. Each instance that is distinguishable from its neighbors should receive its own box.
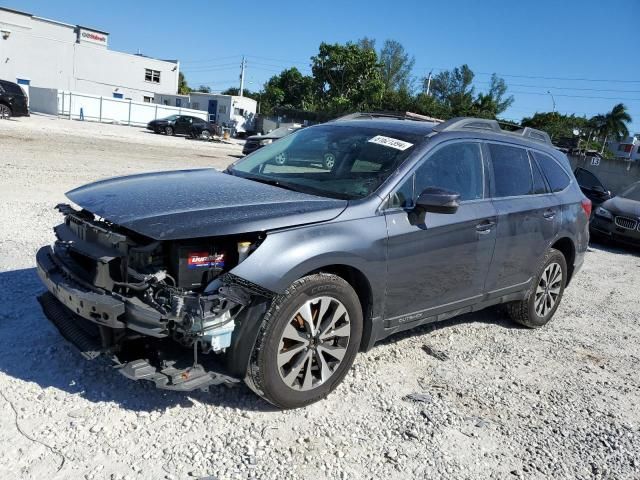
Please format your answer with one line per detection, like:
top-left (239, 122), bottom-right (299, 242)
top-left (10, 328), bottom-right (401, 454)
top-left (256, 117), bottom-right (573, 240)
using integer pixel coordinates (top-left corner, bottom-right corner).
top-left (367, 135), bottom-right (414, 151)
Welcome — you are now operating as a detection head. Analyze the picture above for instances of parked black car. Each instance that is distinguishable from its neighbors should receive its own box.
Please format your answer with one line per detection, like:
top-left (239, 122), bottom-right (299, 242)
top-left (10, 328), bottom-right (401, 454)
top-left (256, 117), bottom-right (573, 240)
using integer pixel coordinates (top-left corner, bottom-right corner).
top-left (147, 115), bottom-right (208, 136)
top-left (36, 114), bottom-right (590, 408)
top-left (0, 79), bottom-right (29, 119)
top-left (574, 167), bottom-right (612, 209)
top-left (242, 125), bottom-right (302, 155)
top-left (590, 181), bottom-right (640, 246)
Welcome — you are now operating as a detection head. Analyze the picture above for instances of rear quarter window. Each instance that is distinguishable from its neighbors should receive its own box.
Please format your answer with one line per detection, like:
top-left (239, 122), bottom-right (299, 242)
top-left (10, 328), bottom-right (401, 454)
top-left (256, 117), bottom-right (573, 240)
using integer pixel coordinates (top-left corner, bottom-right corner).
top-left (488, 143), bottom-right (533, 198)
top-left (532, 152), bottom-right (571, 192)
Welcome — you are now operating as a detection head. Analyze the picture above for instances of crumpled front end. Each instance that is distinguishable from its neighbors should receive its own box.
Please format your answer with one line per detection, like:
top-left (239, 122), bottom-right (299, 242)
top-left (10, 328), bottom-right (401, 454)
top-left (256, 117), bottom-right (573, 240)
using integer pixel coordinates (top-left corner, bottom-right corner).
top-left (36, 204), bottom-right (271, 391)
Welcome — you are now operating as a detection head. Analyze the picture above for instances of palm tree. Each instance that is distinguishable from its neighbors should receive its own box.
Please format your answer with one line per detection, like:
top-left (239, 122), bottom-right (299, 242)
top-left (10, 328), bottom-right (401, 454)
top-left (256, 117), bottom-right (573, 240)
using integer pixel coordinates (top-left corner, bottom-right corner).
top-left (590, 104), bottom-right (632, 153)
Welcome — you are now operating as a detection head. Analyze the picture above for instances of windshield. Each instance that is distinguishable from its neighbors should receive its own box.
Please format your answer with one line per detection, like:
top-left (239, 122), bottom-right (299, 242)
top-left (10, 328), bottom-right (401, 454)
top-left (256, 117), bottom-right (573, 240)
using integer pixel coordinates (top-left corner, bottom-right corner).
top-left (229, 124), bottom-right (424, 199)
top-left (619, 183), bottom-right (640, 201)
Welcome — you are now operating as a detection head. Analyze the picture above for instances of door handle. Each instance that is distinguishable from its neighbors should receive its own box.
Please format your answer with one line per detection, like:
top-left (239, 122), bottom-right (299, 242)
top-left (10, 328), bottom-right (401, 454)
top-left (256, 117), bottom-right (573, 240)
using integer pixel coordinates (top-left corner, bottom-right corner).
top-left (476, 220), bottom-right (495, 234)
top-left (543, 209), bottom-right (556, 220)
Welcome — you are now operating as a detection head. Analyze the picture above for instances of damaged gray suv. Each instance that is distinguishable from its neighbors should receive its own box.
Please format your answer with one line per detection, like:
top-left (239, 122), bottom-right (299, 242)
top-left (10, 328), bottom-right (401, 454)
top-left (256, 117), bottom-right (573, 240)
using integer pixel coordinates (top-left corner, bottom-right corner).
top-left (36, 114), bottom-right (590, 408)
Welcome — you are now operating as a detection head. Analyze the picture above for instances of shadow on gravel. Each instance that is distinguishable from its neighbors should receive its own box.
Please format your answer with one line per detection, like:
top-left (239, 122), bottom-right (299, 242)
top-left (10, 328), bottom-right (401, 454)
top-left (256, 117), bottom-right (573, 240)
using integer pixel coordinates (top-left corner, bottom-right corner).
top-left (0, 268), bottom-right (276, 413)
top-left (376, 305), bottom-right (524, 348)
top-left (588, 238), bottom-right (640, 257)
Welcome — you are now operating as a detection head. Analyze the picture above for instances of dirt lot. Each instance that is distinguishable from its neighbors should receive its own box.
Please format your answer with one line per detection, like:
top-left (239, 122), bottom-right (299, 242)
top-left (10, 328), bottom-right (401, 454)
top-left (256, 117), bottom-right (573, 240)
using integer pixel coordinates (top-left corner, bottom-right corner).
top-left (0, 116), bottom-right (638, 480)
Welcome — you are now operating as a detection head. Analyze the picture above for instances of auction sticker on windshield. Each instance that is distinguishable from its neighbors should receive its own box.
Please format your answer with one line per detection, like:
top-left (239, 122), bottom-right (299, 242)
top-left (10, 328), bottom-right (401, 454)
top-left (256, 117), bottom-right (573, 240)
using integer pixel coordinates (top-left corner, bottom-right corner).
top-left (368, 135), bottom-right (414, 151)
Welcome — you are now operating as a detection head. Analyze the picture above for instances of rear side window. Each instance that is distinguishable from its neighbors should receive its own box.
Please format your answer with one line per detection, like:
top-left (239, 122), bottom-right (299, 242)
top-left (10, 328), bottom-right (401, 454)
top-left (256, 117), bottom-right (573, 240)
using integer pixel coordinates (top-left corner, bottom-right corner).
top-left (488, 144), bottom-right (532, 197)
top-left (0, 81), bottom-right (23, 95)
top-left (533, 152), bottom-right (571, 192)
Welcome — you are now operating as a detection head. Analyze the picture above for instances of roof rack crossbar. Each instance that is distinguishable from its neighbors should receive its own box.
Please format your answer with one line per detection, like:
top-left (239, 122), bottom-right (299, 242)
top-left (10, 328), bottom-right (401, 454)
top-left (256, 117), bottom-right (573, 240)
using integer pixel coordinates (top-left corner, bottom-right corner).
top-left (432, 117), bottom-right (552, 145)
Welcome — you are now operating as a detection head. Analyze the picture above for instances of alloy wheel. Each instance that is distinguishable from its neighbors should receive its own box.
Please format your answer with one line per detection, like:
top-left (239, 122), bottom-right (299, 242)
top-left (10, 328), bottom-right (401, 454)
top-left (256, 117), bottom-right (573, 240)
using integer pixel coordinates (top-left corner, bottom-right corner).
top-left (277, 296), bottom-right (351, 391)
top-left (535, 262), bottom-right (562, 317)
top-left (323, 153), bottom-right (336, 169)
top-left (274, 152), bottom-right (287, 165)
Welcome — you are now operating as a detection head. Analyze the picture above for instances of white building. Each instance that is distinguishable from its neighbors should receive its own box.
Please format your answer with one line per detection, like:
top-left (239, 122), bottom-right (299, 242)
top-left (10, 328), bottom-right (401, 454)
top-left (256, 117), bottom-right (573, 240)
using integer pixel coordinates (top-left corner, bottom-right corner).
top-left (154, 92), bottom-right (258, 134)
top-left (0, 6), bottom-right (179, 103)
top-left (608, 135), bottom-right (640, 161)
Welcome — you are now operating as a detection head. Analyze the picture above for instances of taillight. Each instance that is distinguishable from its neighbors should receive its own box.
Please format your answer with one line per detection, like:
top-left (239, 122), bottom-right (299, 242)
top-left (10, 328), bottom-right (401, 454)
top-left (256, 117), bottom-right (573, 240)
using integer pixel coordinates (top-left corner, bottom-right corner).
top-left (581, 197), bottom-right (592, 218)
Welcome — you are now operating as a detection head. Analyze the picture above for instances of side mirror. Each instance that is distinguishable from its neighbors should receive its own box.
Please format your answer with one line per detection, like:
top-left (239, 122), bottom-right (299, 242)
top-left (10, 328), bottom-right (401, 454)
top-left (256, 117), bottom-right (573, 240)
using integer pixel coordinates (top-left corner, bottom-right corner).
top-left (415, 187), bottom-right (460, 214)
top-left (593, 185), bottom-right (606, 194)
top-left (409, 187), bottom-right (460, 225)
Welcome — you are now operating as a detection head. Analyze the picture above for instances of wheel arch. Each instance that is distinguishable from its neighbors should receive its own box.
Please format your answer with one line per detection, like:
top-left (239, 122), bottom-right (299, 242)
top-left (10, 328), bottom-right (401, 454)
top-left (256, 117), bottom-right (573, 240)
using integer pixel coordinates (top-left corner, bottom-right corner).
top-left (551, 237), bottom-right (576, 285)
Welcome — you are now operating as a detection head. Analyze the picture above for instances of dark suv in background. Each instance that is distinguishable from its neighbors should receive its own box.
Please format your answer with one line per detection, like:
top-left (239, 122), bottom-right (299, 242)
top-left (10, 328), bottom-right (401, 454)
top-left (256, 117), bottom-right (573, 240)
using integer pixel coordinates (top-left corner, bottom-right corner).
top-left (0, 79), bottom-right (29, 119)
top-left (36, 114), bottom-right (590, 408)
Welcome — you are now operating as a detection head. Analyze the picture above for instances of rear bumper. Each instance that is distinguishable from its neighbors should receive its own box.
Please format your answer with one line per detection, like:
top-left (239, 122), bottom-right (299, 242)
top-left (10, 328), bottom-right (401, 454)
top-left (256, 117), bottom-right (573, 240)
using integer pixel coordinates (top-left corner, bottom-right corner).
top-left (36, 246), bottom-right (239, 391)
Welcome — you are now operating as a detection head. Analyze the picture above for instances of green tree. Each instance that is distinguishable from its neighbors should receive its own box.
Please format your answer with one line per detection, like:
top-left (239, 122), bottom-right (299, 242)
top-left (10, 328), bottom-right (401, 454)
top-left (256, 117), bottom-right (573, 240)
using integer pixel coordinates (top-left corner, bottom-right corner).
top-left (357, 37), bottom-right (376, 52)
top-left (484, 74), bottom-right (514, 115)
top-left (178, 72), bottom-right (190, 94)
top-left (260, 67), bottom-right (315, 115)
top-left (426, 64), bottom-right (475, 117)
top-left (311, 42), bottom-right (384, 114)
top-left (521, 112), bottom-right (590, 140)
top-left (379, 39), bottom-right (415, 93)
top-left (195, 85), bottom-right (211, 93)
top-left (220, 87), bottom-right (261, 102)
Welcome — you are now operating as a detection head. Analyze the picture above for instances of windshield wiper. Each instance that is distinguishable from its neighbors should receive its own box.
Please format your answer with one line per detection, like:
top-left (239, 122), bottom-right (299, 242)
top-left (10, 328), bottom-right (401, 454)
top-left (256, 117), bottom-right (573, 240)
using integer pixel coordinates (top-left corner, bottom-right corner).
top-left (235, 172), bottom-right (308, 194)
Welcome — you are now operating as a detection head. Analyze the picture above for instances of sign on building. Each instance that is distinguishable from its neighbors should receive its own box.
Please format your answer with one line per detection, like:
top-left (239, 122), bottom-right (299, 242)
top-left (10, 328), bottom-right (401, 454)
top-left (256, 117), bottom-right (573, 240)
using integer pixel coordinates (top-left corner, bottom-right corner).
top-left (78, 28), bottom-right (108, 47)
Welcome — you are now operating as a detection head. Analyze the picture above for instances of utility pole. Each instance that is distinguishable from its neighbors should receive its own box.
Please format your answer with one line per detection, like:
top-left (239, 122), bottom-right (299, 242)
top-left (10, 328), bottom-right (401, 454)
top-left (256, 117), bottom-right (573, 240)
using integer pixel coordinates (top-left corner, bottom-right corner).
top-left (425, 70), bottom-right (433, 96)
top-left (239, 56), bottom-right (246, 97)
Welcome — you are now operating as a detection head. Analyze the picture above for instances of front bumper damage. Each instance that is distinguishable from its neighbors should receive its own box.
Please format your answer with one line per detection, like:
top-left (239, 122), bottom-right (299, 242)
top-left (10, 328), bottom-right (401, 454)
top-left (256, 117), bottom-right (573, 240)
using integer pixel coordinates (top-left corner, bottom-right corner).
top-left (36, 245), bottom-right (249, 391)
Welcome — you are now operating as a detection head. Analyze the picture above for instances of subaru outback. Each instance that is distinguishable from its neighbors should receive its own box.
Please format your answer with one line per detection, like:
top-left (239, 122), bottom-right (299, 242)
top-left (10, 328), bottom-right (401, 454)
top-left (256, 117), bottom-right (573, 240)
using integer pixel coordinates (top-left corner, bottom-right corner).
top-left (36, 114), bottom-right (590, 408)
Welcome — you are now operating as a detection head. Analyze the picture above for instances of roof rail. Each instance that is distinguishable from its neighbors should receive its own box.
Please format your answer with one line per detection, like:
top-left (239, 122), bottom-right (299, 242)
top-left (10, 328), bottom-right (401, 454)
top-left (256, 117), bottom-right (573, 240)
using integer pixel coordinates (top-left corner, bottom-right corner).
top-left (333, 111), bottom-right (444, 123)
top-left (432, 116), bottom-right (552, 145)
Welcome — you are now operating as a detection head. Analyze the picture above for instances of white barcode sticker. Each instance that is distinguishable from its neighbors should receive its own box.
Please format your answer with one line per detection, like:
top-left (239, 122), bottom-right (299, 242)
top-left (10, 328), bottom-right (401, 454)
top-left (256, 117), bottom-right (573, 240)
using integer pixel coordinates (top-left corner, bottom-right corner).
top-left (367, 135), bottom-right (414, 151)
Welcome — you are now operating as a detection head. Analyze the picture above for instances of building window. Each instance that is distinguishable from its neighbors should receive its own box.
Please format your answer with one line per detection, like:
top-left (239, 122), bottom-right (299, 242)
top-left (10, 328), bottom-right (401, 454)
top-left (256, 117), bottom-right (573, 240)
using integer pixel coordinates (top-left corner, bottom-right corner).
top-left (113, 92), bottom-right (124, 99)
top-left (176, 98), bottom-right (182, 107)
top-left (234, 107), bottom-right (245, 116)
top-left (145, 69), bottom-right (161, 83)
top-left (143, 96), bottom-right (153, 103)
top-left (163, 100), bottom-right (169, 106)
top-left (218, 105), bottom-right (227, 114)
top-left (191, 102), bottom-right (199, 110)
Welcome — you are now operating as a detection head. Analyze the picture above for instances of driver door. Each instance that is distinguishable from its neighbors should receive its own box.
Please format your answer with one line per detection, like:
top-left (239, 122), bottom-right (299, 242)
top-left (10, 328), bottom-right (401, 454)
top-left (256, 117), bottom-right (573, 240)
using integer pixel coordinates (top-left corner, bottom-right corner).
top-left (383, 141), bottom-right (497, 327)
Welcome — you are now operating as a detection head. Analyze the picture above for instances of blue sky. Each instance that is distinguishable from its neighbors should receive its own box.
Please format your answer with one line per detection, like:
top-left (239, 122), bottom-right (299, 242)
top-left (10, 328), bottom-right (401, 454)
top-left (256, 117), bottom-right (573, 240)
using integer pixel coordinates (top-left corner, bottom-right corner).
top-left (7, 0), bottom-right (640, 132)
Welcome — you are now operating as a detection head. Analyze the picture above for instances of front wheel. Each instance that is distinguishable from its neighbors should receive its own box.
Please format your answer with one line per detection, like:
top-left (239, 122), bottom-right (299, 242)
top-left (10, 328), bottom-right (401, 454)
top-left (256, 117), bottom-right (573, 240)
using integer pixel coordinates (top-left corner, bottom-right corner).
top-left (164, 125), bottom-right (174, 136)
top-left (507, 248), bottom-right (567, 328)
top-left (0, 104), bottom-right (12, 119)
top-left (246, 273), bottom-right (362, 409)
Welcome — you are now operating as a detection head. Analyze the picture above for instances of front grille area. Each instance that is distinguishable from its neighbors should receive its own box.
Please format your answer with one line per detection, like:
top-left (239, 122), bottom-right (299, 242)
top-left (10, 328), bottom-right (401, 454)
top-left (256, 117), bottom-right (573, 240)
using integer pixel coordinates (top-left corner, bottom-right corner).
top-left (614, 216), bottom-right (638, 230)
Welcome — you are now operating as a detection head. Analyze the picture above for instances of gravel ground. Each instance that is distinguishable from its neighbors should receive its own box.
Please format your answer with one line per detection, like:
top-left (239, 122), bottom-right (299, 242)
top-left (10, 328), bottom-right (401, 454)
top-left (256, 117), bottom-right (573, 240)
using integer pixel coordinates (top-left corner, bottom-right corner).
top-left (0, 116), bottom-right (638, 480)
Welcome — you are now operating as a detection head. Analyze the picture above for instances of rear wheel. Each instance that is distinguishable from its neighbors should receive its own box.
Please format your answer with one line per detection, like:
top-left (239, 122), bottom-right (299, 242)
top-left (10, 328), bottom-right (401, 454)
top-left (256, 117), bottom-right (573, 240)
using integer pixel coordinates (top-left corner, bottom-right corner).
top-left (246, 273), bottom-right (362, 409)
top-left (200, 130), bottom-right (212, 140)
top-left (507, 248), bottom-right (567, 328)
top-left (165, 125), bottom-right (174, 136)
top-left (0, 104), bottom-right (12, 119)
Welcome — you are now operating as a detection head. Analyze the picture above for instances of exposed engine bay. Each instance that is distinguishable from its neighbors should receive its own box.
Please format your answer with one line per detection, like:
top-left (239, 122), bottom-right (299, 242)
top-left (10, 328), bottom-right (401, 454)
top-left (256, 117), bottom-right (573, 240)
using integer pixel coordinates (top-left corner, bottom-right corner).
top-left (36, 203), bottom-right (271, 390)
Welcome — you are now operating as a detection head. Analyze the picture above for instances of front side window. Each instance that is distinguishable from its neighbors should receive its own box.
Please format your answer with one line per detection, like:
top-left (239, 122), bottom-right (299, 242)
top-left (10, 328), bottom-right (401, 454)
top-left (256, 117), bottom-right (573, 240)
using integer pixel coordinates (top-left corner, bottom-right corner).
top-left (229, 125), bottom-right (423, 200)
top-left (145, 69), bottom-right (161, 83)
top-left (389, 142), bottom-right (484, 208)
top-left (532, 151), bottom-right (571, 192)
top-left (489, 144), bottom-right (533, 198)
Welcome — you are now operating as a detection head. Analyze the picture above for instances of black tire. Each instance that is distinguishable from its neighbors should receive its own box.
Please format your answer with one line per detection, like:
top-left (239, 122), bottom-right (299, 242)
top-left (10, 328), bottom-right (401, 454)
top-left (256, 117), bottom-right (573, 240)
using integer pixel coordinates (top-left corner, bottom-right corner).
top-left (506, 248), bottom-right (567, 328)
top-left (245, 273), bottom-right (362, 409)
top-left (0, 103), bottom-right (12, 119)
top-left (165, 125), bottom-right (174, 136)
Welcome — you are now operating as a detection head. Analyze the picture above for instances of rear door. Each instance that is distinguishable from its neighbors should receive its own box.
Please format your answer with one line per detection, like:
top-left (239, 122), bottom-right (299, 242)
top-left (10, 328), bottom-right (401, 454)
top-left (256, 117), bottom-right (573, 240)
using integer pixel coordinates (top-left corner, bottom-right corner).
top-left (384, 140), bottom-right (497, 325)
top-left (174, 116), bottom-right (192, 134)
top-left (484, 142), bottom-right (558, 294)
